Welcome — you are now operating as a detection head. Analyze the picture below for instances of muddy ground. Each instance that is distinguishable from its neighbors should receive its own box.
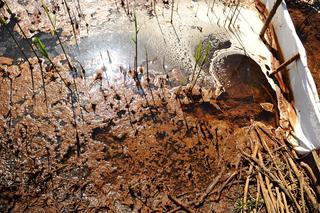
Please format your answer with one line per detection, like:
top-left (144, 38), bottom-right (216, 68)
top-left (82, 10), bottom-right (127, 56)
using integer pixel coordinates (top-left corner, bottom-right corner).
top-left (0, 55), bottom-right (277, 212)
top-left (0, 0), bottom-right (319, 212)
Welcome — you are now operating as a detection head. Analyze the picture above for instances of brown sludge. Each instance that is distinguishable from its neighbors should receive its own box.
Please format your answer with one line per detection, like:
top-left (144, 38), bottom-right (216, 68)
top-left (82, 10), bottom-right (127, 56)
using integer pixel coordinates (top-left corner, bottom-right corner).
top-left (0, 0), bottom-right (319, 212)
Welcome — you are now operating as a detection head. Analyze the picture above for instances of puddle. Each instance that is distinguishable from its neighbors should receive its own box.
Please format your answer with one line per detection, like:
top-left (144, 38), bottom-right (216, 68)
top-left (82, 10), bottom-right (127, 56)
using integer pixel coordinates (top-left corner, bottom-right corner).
top-left (2, 0), bottom-right (236, 77)
top-left (0, 0), bottom-right (279, 125)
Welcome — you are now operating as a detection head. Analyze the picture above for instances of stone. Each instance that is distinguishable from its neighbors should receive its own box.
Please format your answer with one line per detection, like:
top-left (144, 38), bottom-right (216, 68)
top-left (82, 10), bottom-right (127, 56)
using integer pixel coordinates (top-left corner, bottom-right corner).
top-left (0, 56), bottom-right (13, 65)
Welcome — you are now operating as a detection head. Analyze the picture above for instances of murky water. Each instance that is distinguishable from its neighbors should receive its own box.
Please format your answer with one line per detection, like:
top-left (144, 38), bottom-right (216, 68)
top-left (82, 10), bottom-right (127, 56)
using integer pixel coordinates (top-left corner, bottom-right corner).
top-left (69, 1), bottom-right (234, 78)
top-left (1, 0), bottom-right (233, 76)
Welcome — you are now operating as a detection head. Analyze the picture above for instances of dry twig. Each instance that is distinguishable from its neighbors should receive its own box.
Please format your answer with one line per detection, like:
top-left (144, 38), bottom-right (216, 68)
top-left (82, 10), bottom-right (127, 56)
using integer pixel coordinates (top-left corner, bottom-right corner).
top-left (195, 167), bottom-right (225, 207)
top-left (239, 148), bottom-right (302, 212)
top-left (168, 194), bottom-right (195, 213)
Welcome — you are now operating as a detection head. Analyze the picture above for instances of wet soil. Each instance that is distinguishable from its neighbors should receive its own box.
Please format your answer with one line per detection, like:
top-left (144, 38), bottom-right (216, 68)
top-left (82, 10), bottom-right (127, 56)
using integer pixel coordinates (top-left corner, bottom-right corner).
top-left (0, 0), bottom-right (317, 212)
top-left (0, 51), bottom-right (278, 211)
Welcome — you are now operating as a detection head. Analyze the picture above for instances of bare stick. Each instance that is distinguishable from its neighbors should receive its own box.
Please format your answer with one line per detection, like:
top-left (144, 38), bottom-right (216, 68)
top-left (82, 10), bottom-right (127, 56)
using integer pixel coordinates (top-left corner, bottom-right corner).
top-left (275, 187), bottom-right (285, 213)
top-left (243, 134), bottom-right (260, 206)
top-left (255, 126), bottom-right (294, 194)
top-left (196, 167), bottom-right (225, 206)
top-left (168, 195), bottom-right (195, 213)
top-left (300, 162), bottom-right (320, 197)
top-left (288, 155), bottom-right (318, 210)
top-left (257, 171), bottom-right (275, 212)
top-left (281, 192), bottom-right (290, 213)
top-left (268, 53), bottom-right (300, 76)
top-left (240, 149), bottom-right (302, 212)
top-left (259, 0), bottom-right (282, 38)
top-left (258, 152), bottom-right (277, 211)
top-left (215, 170), bottom-right (240, 201)
top-left (254, 180), bottom-right (261, 213)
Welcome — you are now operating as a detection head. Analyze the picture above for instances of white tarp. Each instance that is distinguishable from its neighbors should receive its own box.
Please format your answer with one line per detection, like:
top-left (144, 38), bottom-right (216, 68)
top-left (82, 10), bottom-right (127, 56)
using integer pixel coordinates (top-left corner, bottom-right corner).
top-left (262, 0), bottom-right (320, 153)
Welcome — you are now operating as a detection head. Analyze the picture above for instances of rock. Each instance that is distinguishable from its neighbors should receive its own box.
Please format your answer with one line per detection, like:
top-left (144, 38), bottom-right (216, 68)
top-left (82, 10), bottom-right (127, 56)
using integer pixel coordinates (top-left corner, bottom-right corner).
top-left (0, 56), bottom-right (13, 65)
top-left (260, 102), bottom-right (274, 112)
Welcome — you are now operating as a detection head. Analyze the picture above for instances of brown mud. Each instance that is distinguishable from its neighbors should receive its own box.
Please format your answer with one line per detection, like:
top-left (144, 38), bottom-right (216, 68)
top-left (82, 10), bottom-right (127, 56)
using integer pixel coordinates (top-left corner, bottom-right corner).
top-left (0, 0), bottom-right (319, 212)
top-left (0, 51), bottom-right (279, 211)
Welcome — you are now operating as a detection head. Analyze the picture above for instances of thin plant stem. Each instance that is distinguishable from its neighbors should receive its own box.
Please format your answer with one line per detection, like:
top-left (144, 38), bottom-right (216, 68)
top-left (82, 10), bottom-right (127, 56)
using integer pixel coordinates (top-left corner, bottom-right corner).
top-left (176, 87), bottom-right (189, 130)
top-left (39, 0), bottom-right (84, 124)
top-left (134, 12), bottom-right (138, 74)
top-left (153, 0), bottom-right (167, 44)
top-left (0, 15), bottom-right (36, 98)
top-left (191, 41), bottom-right (212, 91)
top-left (224, 2), bottom-right (233, 27)
top-left (176, 0), bottom-right (179, 13)
top-left (132, 13), bottom-right (154, 119)
top-left (170, 0), bottom-right (174, 24)
top-left (33, 35), bottom-right (81, 157)
top-left (211, 0), bottom-right (216, 11)
top-left (126, 0), bottom-right (129, 15)
top-left (124, 95), bottom-right (134, 128)
top-left (39, 0), bottom-right (73, 70)
top-left (114, 0), bottom-right (119, 11)
top-left (2, 3), bottom-right (49, 108)
top-left (8, 77), bottom-right (13, 127)
top-left (161, 57), bottom-right (167, 102)
top-left (63, 0), bottom-right (78, 46)
top-left (75, 0), bottom-right (83, 16)
top-left (192, 40), bottom-right (203, 82)
top-left (229, 0), bottom-right (240, 28)
top-left (99, 52), bottom-right (109, 86)
top-left (145, 48), bottom-right (156, 106)
top-left (107, 50), bottom-right (112, 64)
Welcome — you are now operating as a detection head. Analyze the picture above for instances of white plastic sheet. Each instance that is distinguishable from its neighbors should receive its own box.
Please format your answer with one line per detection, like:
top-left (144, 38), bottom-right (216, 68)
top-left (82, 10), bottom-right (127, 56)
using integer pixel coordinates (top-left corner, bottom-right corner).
top-left (262, 0), bottom-right (320, 153)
